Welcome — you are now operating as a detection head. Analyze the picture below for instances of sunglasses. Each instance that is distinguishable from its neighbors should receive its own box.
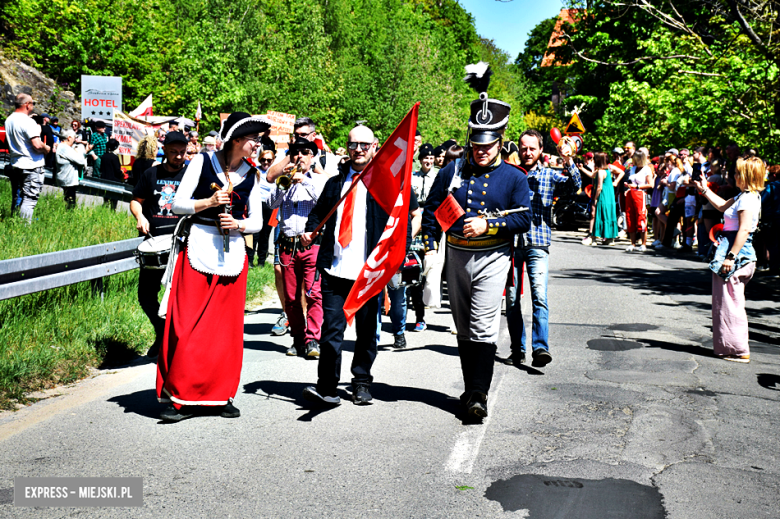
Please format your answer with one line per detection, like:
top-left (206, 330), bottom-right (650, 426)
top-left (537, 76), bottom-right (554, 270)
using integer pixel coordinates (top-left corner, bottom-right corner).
top-left (259, 157), bottom-right (273, 162)
top-left (295, 130), bottom-right (315, 137)
top-left (291, 149), bottom-right (313, 156)
top-left (244, 136), bottom-right (263, 143)
top-left (347, 142), bottom-right (372, 151)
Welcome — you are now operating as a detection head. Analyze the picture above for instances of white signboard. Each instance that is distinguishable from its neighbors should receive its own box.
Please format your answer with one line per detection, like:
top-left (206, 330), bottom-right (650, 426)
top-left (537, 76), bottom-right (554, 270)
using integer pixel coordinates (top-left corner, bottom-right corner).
top-left (81, 75), bottom-right (122, 123)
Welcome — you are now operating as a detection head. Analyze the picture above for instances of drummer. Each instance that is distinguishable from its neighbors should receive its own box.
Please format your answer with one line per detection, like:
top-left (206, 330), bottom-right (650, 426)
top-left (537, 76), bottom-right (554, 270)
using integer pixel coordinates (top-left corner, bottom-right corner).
top-left (421, 62), bottom-right (532, 421)
top-left (130, 131), bottom-right (188, 357)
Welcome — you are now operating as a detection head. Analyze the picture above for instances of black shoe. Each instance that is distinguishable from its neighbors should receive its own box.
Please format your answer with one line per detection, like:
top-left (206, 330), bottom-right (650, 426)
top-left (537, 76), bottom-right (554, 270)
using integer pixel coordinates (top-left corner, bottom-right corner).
top-left (220, 402), bottom-right (240, 418)
top-left (146, 342), bottom-right (161, 358)
top-left (302, 386), bottom-right (341, 407)
top-left (393, 334), bottom-right (407, 349)
top-left (287, 338), bottom-right (304, 357)
top-left (160, 405), bottom-right (195, 422)
top-left (505, 351), bottom-right (525, 366)
top-left (531, 349), bottom-right (552, 367)
top-left (465, 392), bottom-right (488, 420)
top-left (352, 384), bottom-right (373, 405)
top-left (305, 340), bottom-right (320, 358)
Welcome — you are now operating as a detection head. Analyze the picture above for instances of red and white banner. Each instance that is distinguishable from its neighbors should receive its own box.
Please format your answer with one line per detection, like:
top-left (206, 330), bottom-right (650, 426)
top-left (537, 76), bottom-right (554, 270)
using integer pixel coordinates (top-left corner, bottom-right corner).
top-left (129, 94), bottom-right (153, 118)
top-left (343, 103), bottom-right (419, 324)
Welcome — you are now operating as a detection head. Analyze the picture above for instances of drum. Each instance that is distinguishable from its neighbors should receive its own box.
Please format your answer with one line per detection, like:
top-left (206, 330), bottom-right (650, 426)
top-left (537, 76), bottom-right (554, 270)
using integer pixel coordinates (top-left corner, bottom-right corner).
top-left (134, 235), bottom-right (173, 269)
top-left (387, 251), bottom-right (423, 289)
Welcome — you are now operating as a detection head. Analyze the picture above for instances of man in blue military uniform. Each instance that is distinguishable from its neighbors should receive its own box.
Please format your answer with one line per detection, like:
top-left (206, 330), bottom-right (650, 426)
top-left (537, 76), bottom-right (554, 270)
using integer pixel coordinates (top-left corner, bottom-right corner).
top-left (421, 62), bottom-right (532, 421)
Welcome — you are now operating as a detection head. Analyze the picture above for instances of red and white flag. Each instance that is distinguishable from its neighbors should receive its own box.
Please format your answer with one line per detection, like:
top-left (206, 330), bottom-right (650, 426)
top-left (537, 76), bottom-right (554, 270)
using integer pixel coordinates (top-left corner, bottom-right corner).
top-left (343, 103), bottom-right (419, 324)
top-left (129, 94), bottom-right (153, 118)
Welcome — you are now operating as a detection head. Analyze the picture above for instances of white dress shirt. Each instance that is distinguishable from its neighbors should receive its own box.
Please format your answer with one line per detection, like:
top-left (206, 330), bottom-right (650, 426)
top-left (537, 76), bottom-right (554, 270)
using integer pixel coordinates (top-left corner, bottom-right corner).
top-left (326, 168), bottom-right (368, 281)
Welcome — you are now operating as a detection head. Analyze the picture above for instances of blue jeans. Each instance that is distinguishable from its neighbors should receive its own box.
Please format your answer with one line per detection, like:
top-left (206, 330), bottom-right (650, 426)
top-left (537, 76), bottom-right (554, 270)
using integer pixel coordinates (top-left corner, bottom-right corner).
top-left (376, 286), bottom-right (407, 342)
top-left (387, 286), bottom-right (407, 336)
top-left (507, 248), bottom-right (549, 354)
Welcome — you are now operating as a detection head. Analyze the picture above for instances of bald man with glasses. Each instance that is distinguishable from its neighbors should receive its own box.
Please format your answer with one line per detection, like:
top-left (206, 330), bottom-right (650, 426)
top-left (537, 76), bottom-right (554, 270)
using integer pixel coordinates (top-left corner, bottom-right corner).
top-left (299, 125), bottom-right (412, 407)
top-left (5, 93), bottom-right (50, 222)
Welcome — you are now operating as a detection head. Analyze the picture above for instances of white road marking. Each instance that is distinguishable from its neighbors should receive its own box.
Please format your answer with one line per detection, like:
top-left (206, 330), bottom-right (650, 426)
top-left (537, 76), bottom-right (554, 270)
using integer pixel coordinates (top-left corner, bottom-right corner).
top-left (445, 370), bottom-right (506, 474)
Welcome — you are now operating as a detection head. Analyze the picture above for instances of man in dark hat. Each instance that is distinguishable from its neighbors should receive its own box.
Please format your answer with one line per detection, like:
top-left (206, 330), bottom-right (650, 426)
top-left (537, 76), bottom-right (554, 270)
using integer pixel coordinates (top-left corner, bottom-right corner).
top-left (506, 128), bottom-right (581, 369)
top-left (88, 120), bottom-right (108, 177)
top-left (433, 145), bottom-right (445, 169)
top-left (130, 130), bottom-right (189, 357)
top-left (266, 137), bottom-right (329, 359)
top-left (421, 62), bottom-right (532, 421)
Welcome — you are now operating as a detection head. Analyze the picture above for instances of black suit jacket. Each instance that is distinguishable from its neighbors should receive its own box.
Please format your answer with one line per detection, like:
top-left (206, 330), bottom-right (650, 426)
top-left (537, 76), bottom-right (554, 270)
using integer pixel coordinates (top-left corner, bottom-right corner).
top-left (306, 160), bottom-right (412, 274)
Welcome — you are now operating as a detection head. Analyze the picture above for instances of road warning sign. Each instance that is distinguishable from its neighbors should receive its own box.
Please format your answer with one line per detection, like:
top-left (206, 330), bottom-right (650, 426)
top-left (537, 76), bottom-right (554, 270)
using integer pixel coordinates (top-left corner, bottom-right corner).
top-left (564, 112), bottom-right (585, 135)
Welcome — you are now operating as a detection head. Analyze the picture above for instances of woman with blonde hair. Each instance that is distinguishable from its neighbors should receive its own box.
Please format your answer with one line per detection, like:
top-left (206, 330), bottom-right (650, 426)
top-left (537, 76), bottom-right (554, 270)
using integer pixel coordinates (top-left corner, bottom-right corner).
top-left (694, 156), bottom-right (765, 363)
top-left (130, 134), bottom-right (159, 187)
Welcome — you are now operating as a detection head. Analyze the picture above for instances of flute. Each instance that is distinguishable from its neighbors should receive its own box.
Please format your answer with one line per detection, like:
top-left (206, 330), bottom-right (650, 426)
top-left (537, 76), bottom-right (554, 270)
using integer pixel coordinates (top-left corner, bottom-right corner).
top-left (210, 183), bottom-right (232, 252)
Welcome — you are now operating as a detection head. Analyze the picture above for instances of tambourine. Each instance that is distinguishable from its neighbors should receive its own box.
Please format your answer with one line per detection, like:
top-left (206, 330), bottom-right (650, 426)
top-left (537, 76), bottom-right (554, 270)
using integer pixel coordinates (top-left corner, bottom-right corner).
top-left (550, 128), bottom-right (583, 157)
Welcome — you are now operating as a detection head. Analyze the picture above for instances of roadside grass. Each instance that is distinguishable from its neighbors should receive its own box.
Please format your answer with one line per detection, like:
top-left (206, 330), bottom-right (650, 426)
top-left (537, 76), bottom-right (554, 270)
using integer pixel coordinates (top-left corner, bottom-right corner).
top-left (0, 179), bottom-right (274, 410)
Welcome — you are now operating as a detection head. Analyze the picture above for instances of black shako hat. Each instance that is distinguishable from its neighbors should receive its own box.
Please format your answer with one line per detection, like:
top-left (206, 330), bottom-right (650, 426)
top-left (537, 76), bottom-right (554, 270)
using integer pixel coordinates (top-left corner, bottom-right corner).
top-left (441, 139), bottom-right (457, 152)
top-left (464, 62), bottom-right (510, 145)
top-left (289, 136), bottom-right (318, 156)
top-left (418, 143), bottom-right (434, 159)
top-left (220, 112), bottom-right (271, 143)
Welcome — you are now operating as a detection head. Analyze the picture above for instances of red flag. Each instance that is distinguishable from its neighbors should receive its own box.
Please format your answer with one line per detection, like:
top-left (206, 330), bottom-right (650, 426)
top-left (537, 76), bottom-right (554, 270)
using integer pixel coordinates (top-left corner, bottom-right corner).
top-left (342, 103), bottom-right (419, 323)
top-left (358, 106), bottom-right (418, 215)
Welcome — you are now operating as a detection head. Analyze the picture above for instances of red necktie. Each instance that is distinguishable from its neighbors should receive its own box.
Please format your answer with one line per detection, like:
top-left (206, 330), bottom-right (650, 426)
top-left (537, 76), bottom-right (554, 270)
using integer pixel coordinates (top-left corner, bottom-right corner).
top-left (338, 187), bottom-right (356, 248)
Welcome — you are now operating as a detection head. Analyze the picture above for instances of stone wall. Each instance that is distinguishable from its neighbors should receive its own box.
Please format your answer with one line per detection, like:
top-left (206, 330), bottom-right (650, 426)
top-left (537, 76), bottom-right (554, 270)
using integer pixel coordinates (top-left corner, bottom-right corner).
top-left (0, 51), bottom-right (81, 123)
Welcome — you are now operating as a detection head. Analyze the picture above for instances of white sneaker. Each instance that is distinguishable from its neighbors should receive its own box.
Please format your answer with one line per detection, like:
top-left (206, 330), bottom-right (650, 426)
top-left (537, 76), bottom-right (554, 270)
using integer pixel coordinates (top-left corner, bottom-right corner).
top-left (673, 241), bottom-right (682, 249)
top-left (625, 245), bottom-right (635, 252)
top-left (637, 245), bottom-right (647, 252)
top-left (581, 236), bottom-right (593, 246)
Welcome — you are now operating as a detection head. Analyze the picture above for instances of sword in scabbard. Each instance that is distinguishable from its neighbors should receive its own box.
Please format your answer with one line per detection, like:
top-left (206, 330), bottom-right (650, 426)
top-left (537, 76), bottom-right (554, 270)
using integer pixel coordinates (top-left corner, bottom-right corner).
top-left (210, 182), bottom-right (232, 252)
top-left (477, 207), bottom-right (530, 219)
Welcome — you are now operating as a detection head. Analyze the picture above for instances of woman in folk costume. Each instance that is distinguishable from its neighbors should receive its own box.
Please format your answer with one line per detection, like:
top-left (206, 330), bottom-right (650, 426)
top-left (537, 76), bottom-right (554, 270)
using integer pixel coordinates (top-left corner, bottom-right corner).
top-left (421, 63), bottom-right (532, 422)
top-left (157, 112), bottom-right (270, 422)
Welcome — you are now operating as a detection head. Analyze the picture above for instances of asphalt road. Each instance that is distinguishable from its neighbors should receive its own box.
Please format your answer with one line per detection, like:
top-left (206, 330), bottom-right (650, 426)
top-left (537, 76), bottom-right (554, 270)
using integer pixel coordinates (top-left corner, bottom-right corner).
top-left (1, 232), bottom-right (778, 518)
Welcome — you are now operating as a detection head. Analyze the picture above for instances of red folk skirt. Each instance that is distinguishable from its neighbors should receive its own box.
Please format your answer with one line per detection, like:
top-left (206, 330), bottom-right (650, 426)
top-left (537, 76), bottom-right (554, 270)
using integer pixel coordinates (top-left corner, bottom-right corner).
top-left (156, 249), bottom-right (248, 409)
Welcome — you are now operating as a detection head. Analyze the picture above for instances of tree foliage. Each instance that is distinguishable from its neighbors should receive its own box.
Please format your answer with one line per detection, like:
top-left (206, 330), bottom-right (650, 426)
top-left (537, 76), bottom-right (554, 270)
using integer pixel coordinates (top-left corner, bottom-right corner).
top-left (516, 1), bottom-right (780, 161)
top-left (0, 0), bottom-right (530, 146)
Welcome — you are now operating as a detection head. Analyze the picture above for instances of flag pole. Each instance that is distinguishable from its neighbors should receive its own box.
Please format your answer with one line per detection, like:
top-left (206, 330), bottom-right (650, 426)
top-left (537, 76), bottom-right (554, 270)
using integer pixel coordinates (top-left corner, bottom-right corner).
top-left (309, 166), bottom-right (371, 237)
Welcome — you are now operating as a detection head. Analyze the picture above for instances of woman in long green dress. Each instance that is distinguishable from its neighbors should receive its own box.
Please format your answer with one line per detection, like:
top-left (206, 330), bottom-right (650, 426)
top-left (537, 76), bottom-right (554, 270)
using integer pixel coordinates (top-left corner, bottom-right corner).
top-left (592, 152), bottom-right (619, 244)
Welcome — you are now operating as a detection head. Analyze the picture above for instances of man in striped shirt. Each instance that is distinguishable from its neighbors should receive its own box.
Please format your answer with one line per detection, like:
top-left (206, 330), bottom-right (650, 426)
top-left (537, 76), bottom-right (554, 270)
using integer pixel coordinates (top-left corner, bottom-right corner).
top-left (267, 137), bottom-right (329, 358)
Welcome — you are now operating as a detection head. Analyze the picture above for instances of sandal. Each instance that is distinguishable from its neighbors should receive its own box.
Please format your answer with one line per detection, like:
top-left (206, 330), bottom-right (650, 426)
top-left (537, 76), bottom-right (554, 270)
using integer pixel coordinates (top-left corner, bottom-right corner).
top-left (720, 354), bottom-right (750, 363)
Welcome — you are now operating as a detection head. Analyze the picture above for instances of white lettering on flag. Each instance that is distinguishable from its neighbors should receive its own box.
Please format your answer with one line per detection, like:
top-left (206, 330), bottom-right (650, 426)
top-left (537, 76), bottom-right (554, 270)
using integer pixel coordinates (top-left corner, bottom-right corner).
top-left (390, 137), bottom-right (407, 177)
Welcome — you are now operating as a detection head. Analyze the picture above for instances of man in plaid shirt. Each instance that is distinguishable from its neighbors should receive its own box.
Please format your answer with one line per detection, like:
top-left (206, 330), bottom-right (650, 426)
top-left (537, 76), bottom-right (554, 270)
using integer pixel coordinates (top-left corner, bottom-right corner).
top-left (506, 129), bottom-right (581, 368)
top-left (88, 120), bottom-right (108, 178)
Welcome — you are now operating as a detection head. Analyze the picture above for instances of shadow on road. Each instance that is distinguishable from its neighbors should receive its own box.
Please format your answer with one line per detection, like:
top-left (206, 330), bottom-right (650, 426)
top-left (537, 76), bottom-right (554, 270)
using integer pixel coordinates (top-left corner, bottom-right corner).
top-left (243, 380), bottom-right (459, 419)
top-left (640, 338), bottom-right (715, 358)
top-left (757, 374), bottom-right (780, 391)
top-left (107, 389), bottom-right (165, 419)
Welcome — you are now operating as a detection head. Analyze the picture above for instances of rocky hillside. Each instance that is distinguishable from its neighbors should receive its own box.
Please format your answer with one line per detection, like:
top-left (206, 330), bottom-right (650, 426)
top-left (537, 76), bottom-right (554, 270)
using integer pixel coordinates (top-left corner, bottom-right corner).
top-left (1, 51), bottom-right (80, 123)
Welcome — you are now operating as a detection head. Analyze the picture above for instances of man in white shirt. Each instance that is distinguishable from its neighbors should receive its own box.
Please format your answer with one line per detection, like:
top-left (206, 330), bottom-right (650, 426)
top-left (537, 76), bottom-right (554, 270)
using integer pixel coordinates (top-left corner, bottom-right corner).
top-left (6, 93), bottom-right (50, 222)
top-left (299, 125), bottom-right (406, 407)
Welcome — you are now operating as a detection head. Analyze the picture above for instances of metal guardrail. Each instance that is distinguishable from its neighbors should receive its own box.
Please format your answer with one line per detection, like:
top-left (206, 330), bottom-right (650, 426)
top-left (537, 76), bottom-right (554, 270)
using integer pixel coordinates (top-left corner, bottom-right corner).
top-left (0, 156), bottom-right (135, 200)
top-left (0, 237), bottom-right (143, 300)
